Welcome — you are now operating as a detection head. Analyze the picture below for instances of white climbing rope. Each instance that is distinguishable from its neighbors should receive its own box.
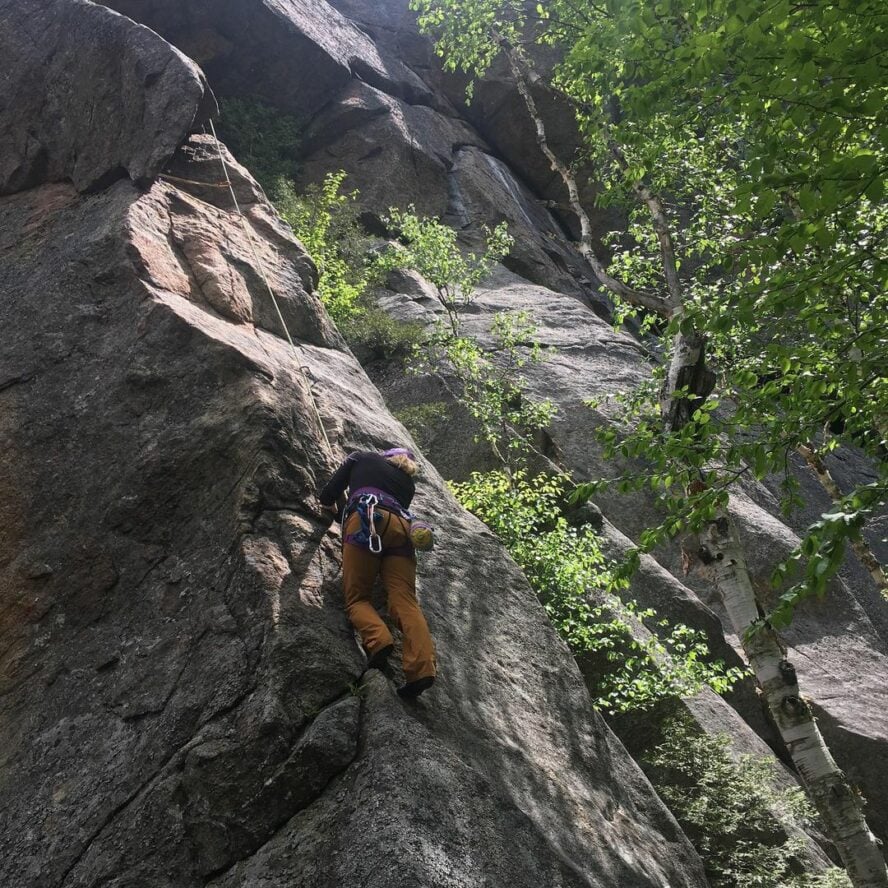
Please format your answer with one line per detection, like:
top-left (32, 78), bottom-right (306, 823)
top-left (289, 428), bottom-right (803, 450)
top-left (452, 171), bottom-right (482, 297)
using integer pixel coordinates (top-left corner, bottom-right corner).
top-left (206, 118), bottom-right (334, 454)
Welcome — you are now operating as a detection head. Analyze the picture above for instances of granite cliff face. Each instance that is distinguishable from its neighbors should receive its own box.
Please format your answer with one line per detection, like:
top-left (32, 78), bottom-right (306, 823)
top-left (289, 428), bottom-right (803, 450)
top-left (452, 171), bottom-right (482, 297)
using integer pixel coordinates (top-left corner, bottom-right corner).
top-left (2, 0), bottom-right (886, 884)
top-left (0, 2), bottom-right (713, 886)
top-left (88, 0), bottom-right (888, 847)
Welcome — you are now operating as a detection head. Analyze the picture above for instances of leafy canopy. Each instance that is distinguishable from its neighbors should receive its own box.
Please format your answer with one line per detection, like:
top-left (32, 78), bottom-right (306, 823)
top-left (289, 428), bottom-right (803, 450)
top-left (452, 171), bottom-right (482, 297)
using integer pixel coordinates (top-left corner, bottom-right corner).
top-left (412, 0), bottom-right (888, 625)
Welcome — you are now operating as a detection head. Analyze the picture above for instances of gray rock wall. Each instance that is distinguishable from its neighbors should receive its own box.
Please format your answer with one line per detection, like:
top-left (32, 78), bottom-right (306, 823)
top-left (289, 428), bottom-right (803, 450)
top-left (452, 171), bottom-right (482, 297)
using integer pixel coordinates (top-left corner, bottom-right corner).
top-left (0, 2), bottom-right (712, 886)
top-left (89, 0), bottom-right (888, 854)
top-left (0, 0), bottom-right (215, 194)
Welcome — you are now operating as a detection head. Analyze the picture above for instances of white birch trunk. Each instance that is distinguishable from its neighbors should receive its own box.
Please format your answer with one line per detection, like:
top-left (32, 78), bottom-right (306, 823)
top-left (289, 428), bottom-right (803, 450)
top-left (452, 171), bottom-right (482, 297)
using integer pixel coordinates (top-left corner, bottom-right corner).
top-left (705, 515), bottom-right (888, 887)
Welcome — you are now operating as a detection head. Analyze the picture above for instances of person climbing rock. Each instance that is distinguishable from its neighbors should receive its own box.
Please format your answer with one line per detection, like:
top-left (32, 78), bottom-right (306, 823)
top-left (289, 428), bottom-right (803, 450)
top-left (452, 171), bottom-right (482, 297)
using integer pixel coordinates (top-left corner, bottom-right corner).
top-left (320, 447), bottom-right (437, 699)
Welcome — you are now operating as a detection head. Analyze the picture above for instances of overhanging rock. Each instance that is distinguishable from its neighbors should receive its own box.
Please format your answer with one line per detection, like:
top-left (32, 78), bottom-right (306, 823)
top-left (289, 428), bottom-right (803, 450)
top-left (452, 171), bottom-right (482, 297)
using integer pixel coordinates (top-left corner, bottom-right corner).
top-left (0, 0), bottom-right (215, 195)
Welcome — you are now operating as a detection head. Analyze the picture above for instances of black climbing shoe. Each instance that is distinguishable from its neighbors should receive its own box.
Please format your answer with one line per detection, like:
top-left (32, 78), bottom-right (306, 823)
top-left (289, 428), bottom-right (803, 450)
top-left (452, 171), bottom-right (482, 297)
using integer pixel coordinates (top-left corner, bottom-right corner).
top-left (397, 676), bottom-right (435, 699)
top-left (365, 643), bottom-right (394, 671)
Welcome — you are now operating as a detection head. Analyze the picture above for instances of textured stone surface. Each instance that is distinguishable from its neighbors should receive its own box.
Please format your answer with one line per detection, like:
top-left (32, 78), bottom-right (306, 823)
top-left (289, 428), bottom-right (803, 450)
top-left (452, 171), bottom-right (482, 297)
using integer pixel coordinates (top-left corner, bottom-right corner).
top-left (0, 150), bottom-right (348, 887)
top-left (299, 80), bottom-right (482, 220)
top-left (102, 0), bottom-right (611, 303)
top-left (0, 0), bottom-right (214, 195)
top-left (101, 0), bottom-right (436, 118)
top-left (326, 0), bottom-right (623, 245)
top-left (0, 7), bottom-right (710, 882)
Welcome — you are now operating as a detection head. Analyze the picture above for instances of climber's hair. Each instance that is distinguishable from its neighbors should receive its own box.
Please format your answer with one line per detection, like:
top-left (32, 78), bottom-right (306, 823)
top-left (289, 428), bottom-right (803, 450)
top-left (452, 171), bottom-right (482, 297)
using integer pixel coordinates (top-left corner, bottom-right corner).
top-left (382, 447), bottom-right (419, 476)
top-left (386, 453), bottom-right (418, 476)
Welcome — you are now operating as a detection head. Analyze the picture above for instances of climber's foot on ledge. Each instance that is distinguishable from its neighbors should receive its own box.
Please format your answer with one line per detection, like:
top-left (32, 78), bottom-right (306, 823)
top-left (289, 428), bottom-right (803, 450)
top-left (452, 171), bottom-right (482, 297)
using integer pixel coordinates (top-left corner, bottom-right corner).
top-left (365, 644), bottom-right (394, 671)
top-left (397, 676), bottom-right (435, 699)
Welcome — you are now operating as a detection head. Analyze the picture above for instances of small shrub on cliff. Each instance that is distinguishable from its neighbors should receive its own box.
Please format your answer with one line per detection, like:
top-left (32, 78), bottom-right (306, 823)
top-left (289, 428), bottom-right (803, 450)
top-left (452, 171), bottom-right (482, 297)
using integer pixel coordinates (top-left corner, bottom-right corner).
top-left (450, 470), bottom-right (745, 714)
top-left (419, 312), bottom-right (556, 469)
top-left (379, 208), bottom-right (513, 337)
top-left (646, 720), bottom-right (851, 888)
top-left (215, 103), bottom-right (379, 333)
top-left (341, 303), bottom-right (427, 363)
top-left (215, 97), bottom-right (301, 200)
top-left (394, 402), bottom-right (451, 451)
top-left (276, 172), bottom-right (374, 323)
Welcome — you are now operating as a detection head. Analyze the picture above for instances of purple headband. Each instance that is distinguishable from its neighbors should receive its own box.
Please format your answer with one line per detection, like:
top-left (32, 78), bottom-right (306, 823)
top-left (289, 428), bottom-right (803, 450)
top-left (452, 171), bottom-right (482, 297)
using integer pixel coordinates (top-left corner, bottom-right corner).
top-left (382, 447), bottom-right (416, 462)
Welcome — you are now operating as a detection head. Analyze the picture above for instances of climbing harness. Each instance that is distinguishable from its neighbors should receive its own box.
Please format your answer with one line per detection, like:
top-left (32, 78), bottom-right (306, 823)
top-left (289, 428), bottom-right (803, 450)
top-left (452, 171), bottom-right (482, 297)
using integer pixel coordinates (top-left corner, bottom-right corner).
top-left (342, 487), bottom-right (434, 557)
top-left (206, 119), bottom-right (334, 455)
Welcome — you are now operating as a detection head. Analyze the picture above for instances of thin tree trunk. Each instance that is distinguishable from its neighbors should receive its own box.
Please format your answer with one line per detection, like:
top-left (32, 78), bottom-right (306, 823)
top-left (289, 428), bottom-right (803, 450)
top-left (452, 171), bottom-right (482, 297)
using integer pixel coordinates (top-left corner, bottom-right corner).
top-left (500, 40), bottom-right (671, 319)
top-left (496, 34), bottom-right (888, 885)
top-left (501, 43), bottom-right (713, 430)
top-left (797, 442), bottom-right (888, 598)
top-left (705, 516), bottom-right (888, 887)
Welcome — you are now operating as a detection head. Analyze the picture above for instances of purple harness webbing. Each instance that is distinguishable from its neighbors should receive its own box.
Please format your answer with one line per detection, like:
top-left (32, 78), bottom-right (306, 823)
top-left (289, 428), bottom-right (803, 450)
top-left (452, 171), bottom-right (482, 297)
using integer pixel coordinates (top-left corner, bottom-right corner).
top-left (348, 487), bottom-right (411, 516)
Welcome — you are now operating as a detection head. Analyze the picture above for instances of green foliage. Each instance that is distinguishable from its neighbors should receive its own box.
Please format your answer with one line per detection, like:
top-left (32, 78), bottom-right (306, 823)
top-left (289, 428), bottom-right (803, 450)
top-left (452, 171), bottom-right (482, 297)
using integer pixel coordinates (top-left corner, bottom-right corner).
top-left (570, 0), bottom-right (888, 621)
top-left (450, 470), bottom-right (745, 713)
top-left (275, 172), bottom-right (374, 324)
top-left (421, 311), bottom-right (557, 468)
top-left (379, 208), bottom-right (542, 468)
top-left (341, 303), bottom-right (427, 363)
top-left (647, 721), bottom-right (851, 888)
top-left (394, 401), bottom-right (451, 451)
top-left (412, 0), bottom-right (887, 623)
top-left (215, 97), bottom-right (302, 200)
top-left (768, 479), bottom-right (888, 628)
top-left (380, 207), bottom-right (513, 336)
top-left (217, 105), bottom-right (427, 361)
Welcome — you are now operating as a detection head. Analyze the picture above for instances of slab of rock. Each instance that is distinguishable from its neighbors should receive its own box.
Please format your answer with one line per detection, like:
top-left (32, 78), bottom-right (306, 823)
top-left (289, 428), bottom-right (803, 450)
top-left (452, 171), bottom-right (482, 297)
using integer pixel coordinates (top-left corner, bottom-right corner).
top-left (298, 81), bottom-right (479, 220)
top-left (100, 0), bottom-right (436, 118)
top-left (0, 119), bottom-right (707, 888)
top-left (0, 0), bottom-right (214, 195)
top-left (327, 0), bottom-right (624, 245)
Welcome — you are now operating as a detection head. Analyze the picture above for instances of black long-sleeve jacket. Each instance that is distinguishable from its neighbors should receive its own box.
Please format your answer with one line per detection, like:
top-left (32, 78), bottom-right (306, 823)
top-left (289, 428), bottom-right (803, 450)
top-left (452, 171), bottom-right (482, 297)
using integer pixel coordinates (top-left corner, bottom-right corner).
top-left (319, 451), bottom-right (415, 510)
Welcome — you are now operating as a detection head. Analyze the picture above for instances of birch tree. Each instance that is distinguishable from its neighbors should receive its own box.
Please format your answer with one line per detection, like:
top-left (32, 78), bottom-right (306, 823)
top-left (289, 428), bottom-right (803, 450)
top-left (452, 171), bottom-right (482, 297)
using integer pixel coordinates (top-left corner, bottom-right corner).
top-left (410, 1), bottom-right (888, 883)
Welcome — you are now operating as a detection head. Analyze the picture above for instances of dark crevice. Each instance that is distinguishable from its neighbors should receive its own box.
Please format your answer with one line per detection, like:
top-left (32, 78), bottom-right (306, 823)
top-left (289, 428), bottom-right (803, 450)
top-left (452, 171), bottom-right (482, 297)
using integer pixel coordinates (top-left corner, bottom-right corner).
top-left (199, 688), bottom-right (365, 885)
top-left (0, 372), bottom-right (34, 392)
top-left (85, 165), bottom-right (130, 194)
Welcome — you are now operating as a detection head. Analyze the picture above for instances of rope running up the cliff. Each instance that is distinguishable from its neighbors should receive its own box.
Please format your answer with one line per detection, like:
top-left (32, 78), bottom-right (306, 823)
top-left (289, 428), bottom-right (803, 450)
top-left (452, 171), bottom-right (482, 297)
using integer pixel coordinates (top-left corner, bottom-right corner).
top-left (207, 119), bottom-right (334, 455)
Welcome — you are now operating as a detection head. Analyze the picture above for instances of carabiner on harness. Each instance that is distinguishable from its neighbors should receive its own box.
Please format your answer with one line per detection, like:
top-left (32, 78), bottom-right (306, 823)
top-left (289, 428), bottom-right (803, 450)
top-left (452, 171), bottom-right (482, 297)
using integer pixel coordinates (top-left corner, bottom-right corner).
top-left (362, 494), bottom-right (384, 554)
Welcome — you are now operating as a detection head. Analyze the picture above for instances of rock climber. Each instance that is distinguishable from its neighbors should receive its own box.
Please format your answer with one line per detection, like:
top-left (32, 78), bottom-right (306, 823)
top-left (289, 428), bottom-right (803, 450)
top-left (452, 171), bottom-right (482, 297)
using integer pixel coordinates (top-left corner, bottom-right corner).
top-left (319, 447), bottom-right (437, 698)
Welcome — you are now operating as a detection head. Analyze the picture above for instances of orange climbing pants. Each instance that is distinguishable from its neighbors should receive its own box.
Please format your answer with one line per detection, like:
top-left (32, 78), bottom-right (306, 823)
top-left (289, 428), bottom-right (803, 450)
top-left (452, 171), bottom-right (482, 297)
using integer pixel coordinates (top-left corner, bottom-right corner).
top-left (342, 510), bottom-right (436, 683)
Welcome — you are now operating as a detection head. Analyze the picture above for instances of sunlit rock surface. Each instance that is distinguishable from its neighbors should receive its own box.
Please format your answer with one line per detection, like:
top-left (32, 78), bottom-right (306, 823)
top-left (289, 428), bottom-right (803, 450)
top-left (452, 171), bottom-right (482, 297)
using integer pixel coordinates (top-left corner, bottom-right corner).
top-left (0, 2), bottom-right (713, 885)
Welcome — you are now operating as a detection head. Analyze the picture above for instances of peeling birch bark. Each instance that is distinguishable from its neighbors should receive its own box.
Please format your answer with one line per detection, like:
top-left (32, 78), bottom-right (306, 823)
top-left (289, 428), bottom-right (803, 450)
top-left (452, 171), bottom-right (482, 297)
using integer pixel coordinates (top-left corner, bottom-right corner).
top-left (500, 41), bottom-right (671, 319)
top-left (706, 515), bottom-right (888, 887)
top-left (501, 44), bottom-right (715, 428)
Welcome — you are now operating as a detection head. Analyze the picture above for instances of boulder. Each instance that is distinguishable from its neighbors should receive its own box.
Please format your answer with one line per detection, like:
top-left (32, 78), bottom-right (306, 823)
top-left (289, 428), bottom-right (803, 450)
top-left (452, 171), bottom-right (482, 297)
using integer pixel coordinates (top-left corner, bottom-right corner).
top-left (0, 0), bottom-right (214, 195)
